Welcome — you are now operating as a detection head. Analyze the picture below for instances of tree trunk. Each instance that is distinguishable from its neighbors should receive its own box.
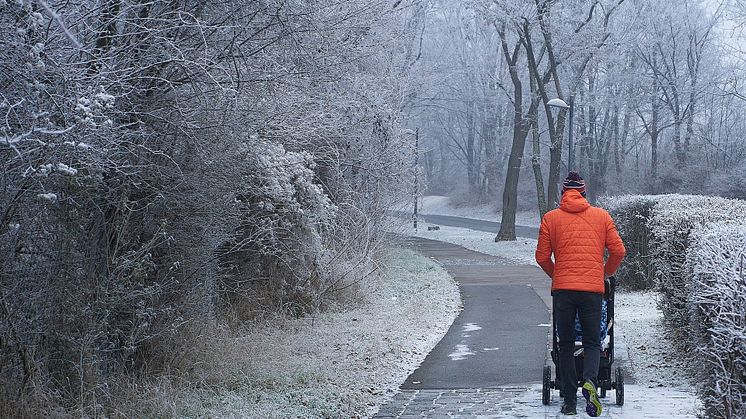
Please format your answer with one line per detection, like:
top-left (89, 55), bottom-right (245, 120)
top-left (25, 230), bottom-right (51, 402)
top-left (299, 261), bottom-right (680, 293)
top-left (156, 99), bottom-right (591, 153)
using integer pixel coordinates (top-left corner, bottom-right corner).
top-left (495, 25), bottom-right (530, 241)
top-left (531, 119), bottom-right (548, 220)
top-left (497, 118), bottom-right (531, 241)
top-left (529, 67), bottom-right (548, 220)
top-left (613, 105), bottom-right (620, 174)
top-left (619, 101), bottom-right (632, 173)
top-left (482, 109), bottom-right (500, 198)
top-left (685, 73), bottom-right (697, 157)
top-left (521, 15), bottom-right (566, 209)
top-left (466, 100), bottom-right (477, 193)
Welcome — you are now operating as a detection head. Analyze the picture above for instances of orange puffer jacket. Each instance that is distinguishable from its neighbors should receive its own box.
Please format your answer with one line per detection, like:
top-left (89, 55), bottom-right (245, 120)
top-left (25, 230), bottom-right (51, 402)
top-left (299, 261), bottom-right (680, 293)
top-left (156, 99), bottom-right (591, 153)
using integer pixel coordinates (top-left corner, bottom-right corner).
top-left (535, 190), bottom-right (626, 294)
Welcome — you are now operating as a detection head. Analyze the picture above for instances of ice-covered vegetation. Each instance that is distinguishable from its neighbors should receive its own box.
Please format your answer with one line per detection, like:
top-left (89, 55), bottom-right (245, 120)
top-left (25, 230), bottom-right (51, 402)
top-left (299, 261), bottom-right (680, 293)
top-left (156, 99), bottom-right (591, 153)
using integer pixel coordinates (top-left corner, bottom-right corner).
top-left (410, 0), bottom-right (746, 241)
top-left (0, 1), bottom-right (423, 415)
top-left (603, 194), bottom-right (746, 419)
top-left (5, 0), bottom-right (746, 416)
top-left (120, 249), bottom-right (458, 418)
top-left (687, 224), bottom-right (746, 419)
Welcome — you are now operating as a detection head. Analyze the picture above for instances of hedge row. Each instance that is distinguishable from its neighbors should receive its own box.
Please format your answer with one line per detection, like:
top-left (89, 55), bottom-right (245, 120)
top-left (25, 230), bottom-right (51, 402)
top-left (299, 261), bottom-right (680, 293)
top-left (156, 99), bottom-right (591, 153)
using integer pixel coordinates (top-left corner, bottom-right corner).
top-left (602, 195), bottom-right (746, 419)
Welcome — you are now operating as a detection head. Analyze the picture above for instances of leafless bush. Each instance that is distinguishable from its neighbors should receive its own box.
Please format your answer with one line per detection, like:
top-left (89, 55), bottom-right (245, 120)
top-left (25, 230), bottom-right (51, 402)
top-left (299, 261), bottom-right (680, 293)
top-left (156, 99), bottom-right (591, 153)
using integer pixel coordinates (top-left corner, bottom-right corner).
top-left (600, 195), bottom-right (658, 290)
top-left (606, 195), bottom-right (746, 417)
top-left (1, 0), bottom-right (418, 414)
top-left (687, 224), bottom-right (746, 419)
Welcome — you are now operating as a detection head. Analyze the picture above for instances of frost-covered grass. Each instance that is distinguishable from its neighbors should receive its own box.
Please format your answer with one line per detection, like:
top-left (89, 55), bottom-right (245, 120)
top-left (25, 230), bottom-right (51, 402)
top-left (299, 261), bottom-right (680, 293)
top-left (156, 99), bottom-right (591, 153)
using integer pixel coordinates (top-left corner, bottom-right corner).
top-left (388, 219), bottom-right (539, 266)
top-left (413, 195), bottom-right (540, 228)
top-left (118, 249), bottom-right (460, 418)
top-left (616, 291), bottom-right (695, 389)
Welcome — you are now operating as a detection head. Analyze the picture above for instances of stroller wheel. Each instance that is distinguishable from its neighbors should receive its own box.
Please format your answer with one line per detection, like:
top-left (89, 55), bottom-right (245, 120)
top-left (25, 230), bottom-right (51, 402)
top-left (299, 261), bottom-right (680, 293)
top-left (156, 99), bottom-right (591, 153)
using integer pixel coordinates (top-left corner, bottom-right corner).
top-left (542, 365), bottom-right (551, 405)
top-left (615, 366), bottom-right (624, 406)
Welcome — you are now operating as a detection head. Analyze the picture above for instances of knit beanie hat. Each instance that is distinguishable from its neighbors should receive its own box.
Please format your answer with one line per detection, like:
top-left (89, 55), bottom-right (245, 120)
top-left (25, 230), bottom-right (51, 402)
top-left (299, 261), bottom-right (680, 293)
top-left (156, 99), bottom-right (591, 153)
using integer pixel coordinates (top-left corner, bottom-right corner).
top-left (562, 171), bottom-right (586, 197)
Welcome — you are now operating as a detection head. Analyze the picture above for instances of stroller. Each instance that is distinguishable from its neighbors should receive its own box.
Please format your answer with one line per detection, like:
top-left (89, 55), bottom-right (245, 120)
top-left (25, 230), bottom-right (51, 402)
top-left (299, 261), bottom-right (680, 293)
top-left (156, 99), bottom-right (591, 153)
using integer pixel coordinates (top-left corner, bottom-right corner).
top-left (542, 276), bottom-right (624, 406)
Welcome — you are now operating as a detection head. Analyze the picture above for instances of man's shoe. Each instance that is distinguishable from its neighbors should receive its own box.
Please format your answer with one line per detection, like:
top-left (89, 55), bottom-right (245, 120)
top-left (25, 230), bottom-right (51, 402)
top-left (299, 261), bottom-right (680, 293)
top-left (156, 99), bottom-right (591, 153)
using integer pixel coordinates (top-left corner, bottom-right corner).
top-left (560, 403), bottom-right (577, 415)
top-left (582, 380), bottom-right (602, 417)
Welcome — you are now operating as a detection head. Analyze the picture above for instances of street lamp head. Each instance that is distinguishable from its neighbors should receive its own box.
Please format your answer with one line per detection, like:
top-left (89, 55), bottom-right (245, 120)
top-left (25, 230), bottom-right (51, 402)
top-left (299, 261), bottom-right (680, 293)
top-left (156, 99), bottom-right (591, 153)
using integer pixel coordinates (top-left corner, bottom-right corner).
top-left (547, 98), bottom-right (570, 109)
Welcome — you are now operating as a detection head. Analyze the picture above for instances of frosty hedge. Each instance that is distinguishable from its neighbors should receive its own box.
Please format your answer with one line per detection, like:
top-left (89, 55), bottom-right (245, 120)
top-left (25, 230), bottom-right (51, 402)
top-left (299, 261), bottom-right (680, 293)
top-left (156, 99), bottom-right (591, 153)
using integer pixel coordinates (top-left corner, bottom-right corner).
top-left (602, 194), bottom-right (746, 419)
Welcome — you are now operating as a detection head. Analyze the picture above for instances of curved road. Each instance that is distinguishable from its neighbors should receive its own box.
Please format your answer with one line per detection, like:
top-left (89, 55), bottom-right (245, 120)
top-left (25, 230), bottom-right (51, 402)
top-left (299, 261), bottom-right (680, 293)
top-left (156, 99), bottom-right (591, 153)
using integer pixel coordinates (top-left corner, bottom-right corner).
top-left (395, 236), bottom-right (551, 389)
top-left (388, 211), bottom-right (540, 239)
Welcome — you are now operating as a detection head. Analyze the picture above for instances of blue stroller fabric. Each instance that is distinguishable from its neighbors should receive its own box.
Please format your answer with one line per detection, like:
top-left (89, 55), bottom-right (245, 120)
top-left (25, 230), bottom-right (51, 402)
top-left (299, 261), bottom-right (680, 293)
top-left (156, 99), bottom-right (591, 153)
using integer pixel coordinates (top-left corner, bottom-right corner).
top-left (573, 299), bottom-right (608, 342)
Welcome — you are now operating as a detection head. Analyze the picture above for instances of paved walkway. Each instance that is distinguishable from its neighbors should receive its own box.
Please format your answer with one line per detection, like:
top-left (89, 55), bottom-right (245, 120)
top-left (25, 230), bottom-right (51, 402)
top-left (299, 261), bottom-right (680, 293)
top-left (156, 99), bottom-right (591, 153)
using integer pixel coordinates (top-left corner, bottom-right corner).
top-left (375, 384), bottom-right (700, 418)
top-left (374, 236), bottom-right (698, 418)
top-left (397, 237), bottom-right (550, 389)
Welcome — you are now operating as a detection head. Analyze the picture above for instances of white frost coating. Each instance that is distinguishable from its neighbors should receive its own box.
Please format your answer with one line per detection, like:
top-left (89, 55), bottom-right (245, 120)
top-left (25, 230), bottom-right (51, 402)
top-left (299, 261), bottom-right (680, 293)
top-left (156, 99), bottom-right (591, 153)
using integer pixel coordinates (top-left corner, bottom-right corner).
top-left (482, 347), bottom-right (499, 351)
top-left (63, 141), bottom-right (93, 150)
top-left (37, 163), bottom-right (53, 176)
top-left (55, 163), bottom-right (77, 176)
top-left (448, 344), bottom-right (475, 361)
top-left (602, 193), bottom-right (746, 416)
top-left (463, 323), bottom-right (481, 332)
top-left (37, 0), bottom-right (83, 48)
top-left (686, 223), bottom-right (746, 417)
top-left (95, 92), bottom-right (116, 107)
top-left (481, 383), bottom-right (700, 418)
top-left (406, 195), bottom-right (540, 227)
top-left (37, 193), bottom-right (57, 202)
top-left (167, 250), bottom-right (460, 418)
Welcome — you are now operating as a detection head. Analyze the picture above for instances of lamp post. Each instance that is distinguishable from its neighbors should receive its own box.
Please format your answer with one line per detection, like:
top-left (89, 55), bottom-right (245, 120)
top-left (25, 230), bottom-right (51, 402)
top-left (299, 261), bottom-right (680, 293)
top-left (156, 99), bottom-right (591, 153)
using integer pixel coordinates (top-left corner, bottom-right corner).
top-left (413, 128), bottom-right (419, 231)
top-left (547, 95), bottom-right (575, 170)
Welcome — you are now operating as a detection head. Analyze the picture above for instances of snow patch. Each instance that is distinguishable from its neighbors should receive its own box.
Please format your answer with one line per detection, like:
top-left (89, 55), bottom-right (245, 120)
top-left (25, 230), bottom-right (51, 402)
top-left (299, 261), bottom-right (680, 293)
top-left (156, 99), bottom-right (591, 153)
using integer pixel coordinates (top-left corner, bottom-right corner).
top-left (448, 344), bottom-right (475, 361)
top-left (463, 322), bottom-right (481, 332)
top-left (55, 163), bottom-right (77, 176)
top-left (499, 383), bottom-right (700, 418)
top-left (37, 193), bottom-right (57, 202)
top-left (391, 221), bottom-right (540, 266)
top-left (615, 290), bottom-right (693, 388)
top-left (414, 195), bottom-right (541, 228)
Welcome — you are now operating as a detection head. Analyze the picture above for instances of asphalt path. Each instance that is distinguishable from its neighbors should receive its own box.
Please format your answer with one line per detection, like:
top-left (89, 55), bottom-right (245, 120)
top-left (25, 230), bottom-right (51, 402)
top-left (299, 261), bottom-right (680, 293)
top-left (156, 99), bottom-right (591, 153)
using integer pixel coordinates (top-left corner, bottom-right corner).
top-left (388, 211), bottom-right (540, 239)
top-left (396, 236), bottom-right (551, 389)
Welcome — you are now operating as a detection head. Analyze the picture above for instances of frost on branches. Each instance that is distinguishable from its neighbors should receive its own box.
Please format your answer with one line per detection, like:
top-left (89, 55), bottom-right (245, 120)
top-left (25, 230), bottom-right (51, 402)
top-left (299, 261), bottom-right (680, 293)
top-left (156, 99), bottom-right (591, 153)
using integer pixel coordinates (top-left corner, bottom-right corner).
top-left (0, 0), bottom-right (419, 414)
top-left (604, 194), bottom-right (746, 419)
top-left (603, 194), bottom-right (746, 342)
top-left (599, 195), bottom-right (659, 290)
top-left (221, 139), bottom-right (338, 317)
top-left (687, 224), bottom-right (746, 419)
top-left (647, 195), bottom-right (746, 342)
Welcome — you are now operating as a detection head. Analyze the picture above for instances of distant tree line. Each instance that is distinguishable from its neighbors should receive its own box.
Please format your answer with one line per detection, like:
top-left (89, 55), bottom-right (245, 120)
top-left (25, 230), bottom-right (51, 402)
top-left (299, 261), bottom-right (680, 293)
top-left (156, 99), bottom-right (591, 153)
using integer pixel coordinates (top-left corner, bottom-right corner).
top-left (406, 0), bottom-right (746, 239)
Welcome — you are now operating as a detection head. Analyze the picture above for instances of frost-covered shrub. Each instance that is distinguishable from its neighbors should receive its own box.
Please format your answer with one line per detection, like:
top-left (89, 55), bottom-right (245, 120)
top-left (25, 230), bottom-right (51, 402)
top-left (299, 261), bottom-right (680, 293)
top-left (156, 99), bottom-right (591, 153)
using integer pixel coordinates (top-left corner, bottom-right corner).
top-left (648, 195), bottom-right (746, 342)
top-left (686, 223), bottom-right (746, 419)
top-left (600, 195), bottom-right (658, 290)
top-left (219, 139), bottom-right (336, 317)
top-left (1, 0), bottom-right (414, 415)
top-left (602, 194), bottom-right (746, 348)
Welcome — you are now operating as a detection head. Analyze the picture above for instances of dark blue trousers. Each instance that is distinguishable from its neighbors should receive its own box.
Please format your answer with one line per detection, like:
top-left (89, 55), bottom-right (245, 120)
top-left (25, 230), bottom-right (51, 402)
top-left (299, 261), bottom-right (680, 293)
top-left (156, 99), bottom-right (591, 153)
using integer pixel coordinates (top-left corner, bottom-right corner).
top-left (553, 290), bottom-right (602, 406)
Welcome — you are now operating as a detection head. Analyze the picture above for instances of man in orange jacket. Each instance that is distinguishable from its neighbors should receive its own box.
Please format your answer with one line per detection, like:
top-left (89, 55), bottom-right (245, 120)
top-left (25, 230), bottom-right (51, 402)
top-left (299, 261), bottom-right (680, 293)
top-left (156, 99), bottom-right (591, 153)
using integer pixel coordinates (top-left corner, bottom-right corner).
top-left (535, 172), bottom-right (626, 417)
